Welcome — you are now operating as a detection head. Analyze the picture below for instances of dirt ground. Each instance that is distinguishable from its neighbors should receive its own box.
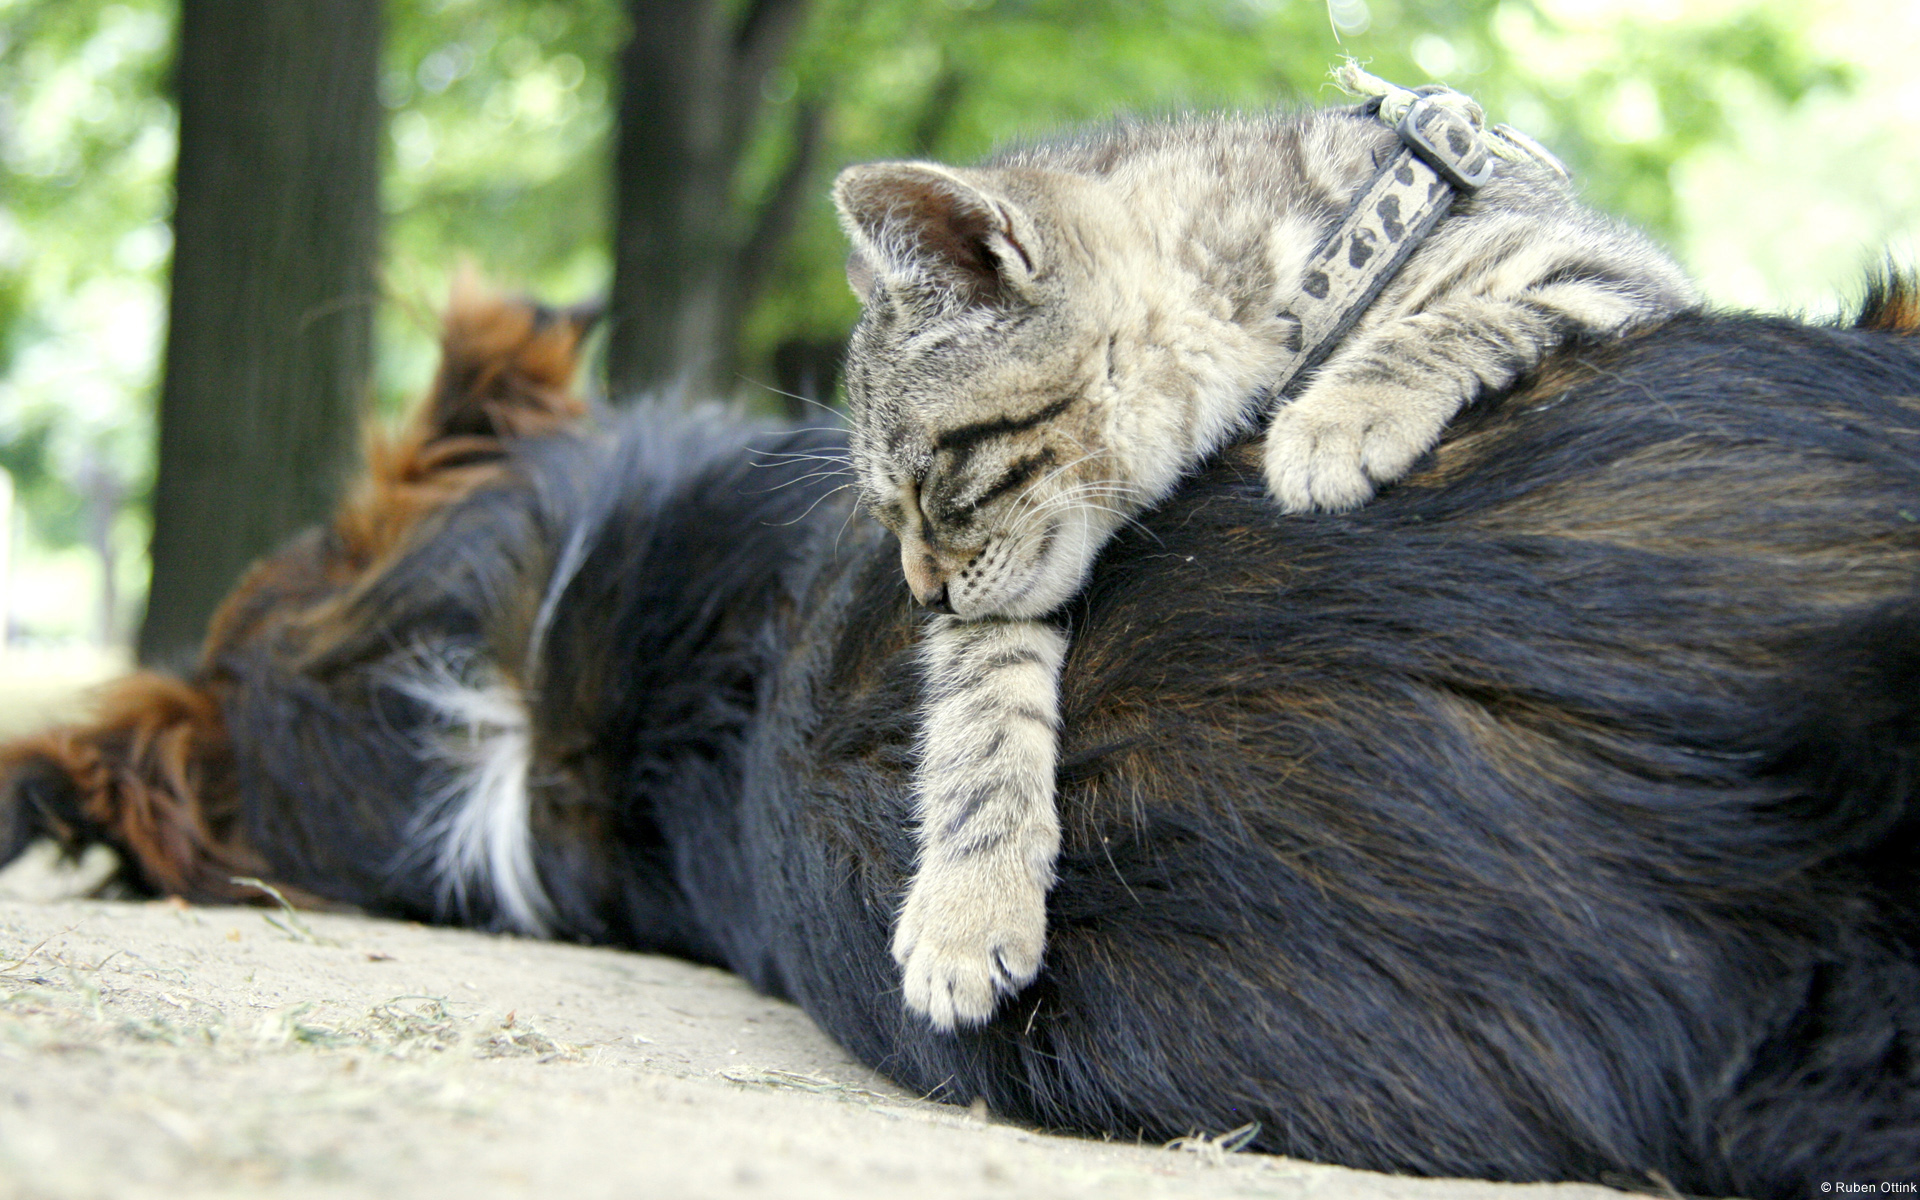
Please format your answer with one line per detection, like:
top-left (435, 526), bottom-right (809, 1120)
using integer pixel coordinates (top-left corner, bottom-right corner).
top-left (0, 658), bottom-right (1626, 1200)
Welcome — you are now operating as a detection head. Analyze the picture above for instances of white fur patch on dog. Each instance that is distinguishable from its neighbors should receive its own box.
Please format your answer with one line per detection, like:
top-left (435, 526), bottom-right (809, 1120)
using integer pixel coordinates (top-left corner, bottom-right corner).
top-left (395, 653), bottom-right (553, 936)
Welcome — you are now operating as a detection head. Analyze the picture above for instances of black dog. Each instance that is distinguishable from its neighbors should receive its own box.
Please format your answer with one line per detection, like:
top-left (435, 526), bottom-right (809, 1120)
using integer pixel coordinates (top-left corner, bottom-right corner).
top-left (8, 278), bottom-right (1920, 1197)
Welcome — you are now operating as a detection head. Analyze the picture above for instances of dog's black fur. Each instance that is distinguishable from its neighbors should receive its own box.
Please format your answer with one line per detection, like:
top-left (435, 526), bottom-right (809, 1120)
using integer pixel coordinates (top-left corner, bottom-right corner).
top-left (9, 283), bottom-right (1920, 1196)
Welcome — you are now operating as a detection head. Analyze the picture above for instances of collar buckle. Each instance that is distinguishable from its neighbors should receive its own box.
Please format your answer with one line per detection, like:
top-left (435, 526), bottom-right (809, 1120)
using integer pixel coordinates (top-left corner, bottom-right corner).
top-left (1396, 94), bottom-right (1496, 192)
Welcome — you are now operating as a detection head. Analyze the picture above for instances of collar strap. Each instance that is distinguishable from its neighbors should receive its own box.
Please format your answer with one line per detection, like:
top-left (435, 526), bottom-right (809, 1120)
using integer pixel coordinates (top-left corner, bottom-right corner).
top-left (1261, 95), bottom-right (1491, 405)
top-left (1259, 67), bottom-right (1563, 407)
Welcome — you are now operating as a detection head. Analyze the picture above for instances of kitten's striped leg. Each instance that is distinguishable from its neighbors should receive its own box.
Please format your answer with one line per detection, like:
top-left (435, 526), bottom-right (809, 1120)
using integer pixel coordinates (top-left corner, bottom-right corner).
top-left (895, 614), bottom-right (1067, 1030)
top-left (1263, 278), bottom-right (1673, 512)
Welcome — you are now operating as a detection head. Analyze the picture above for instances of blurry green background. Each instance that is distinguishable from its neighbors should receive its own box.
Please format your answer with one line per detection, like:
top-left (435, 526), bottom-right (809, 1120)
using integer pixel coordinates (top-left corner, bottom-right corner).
top-left (1, 0), bottom-right (1916, 651)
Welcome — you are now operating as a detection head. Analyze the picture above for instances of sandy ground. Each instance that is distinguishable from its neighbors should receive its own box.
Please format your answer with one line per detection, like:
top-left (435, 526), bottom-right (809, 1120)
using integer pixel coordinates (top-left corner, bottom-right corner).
top-left (0, 658), bottom-right (1625, 1200)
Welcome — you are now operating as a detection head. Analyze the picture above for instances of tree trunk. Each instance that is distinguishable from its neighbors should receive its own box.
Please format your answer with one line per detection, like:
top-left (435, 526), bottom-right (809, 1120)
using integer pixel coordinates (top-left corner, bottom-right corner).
top-left (139, 0), bottom-right (383, 667)
top-left (607, 0), bottom-right (815, 400)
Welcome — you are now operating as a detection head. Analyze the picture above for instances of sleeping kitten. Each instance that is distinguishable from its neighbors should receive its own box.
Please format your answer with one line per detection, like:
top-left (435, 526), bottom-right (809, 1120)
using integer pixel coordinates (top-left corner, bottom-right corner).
top-left (833, 84), bottom-right (1697, 1030)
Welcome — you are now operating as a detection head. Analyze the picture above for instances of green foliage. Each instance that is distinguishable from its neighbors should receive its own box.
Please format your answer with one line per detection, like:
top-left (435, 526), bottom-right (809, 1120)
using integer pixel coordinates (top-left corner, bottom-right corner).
top-left (0, 0), bottom-right (1883, 643)
top-left (1479, 0), bottom-right (1851, 236)
top-left (0, 0), bottom-right (172, 555)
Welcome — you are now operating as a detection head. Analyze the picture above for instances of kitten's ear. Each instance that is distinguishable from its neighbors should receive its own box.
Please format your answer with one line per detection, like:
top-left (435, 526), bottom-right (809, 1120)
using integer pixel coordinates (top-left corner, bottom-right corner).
top-left (846, 249), bottom-right (877, 303)
top-left (832, 162), bottom-right (1040, 307)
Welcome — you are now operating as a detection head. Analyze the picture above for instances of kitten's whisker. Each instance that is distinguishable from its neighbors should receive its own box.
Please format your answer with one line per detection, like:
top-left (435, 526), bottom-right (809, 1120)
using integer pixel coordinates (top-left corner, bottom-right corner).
top-left (747, 456), bottom-right (854, 473)
top-left (749, 444), bottom-right (851, 458)
top-left (998, 449), bottom-right (1114, 543)
top-left (1029, 481), bottom-right (1162, 544)
top-left (1035, 447), bottom-right (1107, 486)
top-left (752, 468), bottom-right (859, 495)
top-left (735, 375), bottom-right (845, 418)
top-left (764, 482), bottom-right (857, 526)
top-left (833, 500), bottom-right (862, 557)
top-left (1000, 454), bottom-right (1130, 545)
top-left (1070, 485), bottom-right (1156, 520)
top-left (1051, 482), bottom-right (1146, 501)
top-left (1035, 489), bottom-right (1129, 521)
top-left (747, 461), bottom-right (854, 476)
top-left (747, 445), bottom-right (852, 467)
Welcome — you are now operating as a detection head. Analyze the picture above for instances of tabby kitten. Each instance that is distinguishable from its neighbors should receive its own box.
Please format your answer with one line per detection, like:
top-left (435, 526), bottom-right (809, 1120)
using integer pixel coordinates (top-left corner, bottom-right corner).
top-left (833, 94), bottom-right (1696, 1030)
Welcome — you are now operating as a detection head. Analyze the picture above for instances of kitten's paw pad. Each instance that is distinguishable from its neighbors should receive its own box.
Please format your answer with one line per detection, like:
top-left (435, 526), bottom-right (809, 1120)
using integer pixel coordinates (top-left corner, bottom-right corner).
top-left (1263, 399), bottom-right (1444, 513)
top-left (891, 867), bottom-right (1047, 1031)
top-left (1262, 412), bottom-right (1373, 513)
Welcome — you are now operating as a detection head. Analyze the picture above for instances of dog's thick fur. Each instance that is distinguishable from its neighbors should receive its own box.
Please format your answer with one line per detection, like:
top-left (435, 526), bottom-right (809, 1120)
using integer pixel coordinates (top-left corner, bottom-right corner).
top-left (8, 277), bottom-right (1920, 1196)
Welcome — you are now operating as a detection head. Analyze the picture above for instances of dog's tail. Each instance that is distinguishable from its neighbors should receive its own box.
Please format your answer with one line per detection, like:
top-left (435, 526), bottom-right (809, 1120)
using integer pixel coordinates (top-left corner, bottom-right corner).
top-left (1855, 268), bottom-right (1920, 336)
top-left (336, 269), bottom-right (601, 572)
top-left (420, 265), bottom-right (601, 442)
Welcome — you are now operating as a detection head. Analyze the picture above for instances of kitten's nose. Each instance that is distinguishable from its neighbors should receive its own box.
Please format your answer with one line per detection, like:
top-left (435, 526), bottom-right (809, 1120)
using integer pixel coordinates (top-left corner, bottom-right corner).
top-left (917, 583), bottom-right (954, 615)
top-left (900, 540), bottom-right (951, 612)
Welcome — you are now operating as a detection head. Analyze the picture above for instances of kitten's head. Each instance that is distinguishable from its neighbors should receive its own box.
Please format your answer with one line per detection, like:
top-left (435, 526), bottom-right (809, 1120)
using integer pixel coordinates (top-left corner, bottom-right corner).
top-left (833, 162), bottom-right (1152, 620)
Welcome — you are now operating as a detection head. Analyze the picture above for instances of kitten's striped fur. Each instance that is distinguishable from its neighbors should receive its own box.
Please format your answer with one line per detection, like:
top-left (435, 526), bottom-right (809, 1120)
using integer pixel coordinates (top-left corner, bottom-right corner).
top-left (834, 102), bottom-right (1697, 1028)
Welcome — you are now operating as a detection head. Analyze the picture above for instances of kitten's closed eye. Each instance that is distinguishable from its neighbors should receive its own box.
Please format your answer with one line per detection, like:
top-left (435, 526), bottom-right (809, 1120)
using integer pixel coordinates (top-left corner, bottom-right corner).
top-left (929, 449), bottom-right (1056, 529)
top-left (971, 450), bottom-right (1055, 513)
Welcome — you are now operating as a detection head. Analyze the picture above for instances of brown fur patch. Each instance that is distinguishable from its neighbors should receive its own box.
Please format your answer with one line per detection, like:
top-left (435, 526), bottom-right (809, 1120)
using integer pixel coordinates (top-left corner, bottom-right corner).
top-left (1858, 272), bottom-right (1920, 336)
top-left (0, 672), bottom-right (259, 900)
top-left (332, 270), bottom-right (596, 573)
top-left (3, 272), bottom-right (596, 907)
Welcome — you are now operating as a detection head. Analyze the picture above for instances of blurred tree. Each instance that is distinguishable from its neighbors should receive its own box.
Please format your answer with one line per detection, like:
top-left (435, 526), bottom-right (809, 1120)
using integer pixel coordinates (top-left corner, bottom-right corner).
top-left (606, 0), bottom-right (818, 399)
top-left (376, 1), bottom-right (623, 406)
top-left (0, 0), bottom-right (172, 643)
top-left (138, 0), bottom-right (383, 665)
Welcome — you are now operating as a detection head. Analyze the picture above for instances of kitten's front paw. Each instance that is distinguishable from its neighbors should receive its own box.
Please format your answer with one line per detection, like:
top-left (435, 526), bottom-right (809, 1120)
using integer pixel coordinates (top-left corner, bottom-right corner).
top-left (891, 860), bottom-right (1047, 1031)
top-left (1262, 394), bottom-right (1445, 513)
